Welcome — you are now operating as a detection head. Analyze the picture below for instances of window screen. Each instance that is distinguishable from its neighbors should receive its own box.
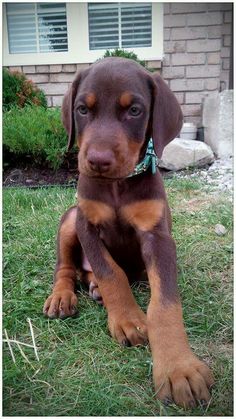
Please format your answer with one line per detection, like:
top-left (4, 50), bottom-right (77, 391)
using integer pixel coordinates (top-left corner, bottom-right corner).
top-left (88, 3), bottom-right (152, 51)
top-left (6, 3), bottom-right (68, 54)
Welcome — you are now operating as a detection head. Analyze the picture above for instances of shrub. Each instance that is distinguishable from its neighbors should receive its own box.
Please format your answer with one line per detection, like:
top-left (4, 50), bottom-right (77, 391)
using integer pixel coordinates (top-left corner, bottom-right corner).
top-left (102, 49), bottom-right (147, 68)
top-left (3, 105), bottom-right (67, 170)
top-left (3, 68), bottom-right (47, 112)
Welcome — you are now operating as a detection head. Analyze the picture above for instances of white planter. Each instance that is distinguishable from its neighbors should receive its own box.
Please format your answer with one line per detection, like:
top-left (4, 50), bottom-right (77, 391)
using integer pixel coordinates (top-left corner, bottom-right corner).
top-left (179, 123), bottom-right (197, 140)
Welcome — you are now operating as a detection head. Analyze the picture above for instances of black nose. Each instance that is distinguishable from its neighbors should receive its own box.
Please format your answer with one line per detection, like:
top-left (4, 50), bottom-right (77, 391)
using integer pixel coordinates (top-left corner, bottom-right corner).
top-left (87, 149), bottom-right (114, 173)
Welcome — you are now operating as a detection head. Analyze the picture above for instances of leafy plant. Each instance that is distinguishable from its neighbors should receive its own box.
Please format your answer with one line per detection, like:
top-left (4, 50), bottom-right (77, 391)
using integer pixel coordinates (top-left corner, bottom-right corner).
top-left (102, 49), bottom-right (147, 68)
top-left (3, 105), bottom-right (67, 169)
top-left (3, 68), bottom-right (47, 112)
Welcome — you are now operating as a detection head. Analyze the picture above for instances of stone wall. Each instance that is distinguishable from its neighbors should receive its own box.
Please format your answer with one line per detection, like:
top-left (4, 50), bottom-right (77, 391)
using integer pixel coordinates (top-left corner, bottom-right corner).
top-left (6, 2), bottom-right (232, 127)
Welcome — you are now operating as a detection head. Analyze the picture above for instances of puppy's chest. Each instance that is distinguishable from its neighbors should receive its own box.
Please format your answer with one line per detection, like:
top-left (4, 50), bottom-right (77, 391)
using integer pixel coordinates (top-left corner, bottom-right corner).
top-left (78, 197), bottom-right (164, 232)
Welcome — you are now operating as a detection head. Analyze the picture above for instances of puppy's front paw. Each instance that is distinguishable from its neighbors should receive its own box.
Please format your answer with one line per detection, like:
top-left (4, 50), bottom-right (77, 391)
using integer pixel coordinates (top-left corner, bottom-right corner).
top-left (108, 308), bottom-right (148, 347)
top-left (153, 353), bottom-right (214, 409)
top-left (43, 290), bottom-right (78, 319)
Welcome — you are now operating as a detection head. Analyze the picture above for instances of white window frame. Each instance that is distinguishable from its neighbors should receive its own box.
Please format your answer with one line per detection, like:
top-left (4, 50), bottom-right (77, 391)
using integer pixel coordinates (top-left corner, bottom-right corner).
top-left (3, 3), bottom-right (163, 66)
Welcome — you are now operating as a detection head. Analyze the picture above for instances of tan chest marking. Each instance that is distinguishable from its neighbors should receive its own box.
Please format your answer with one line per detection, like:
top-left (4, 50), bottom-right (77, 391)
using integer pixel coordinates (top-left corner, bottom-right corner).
top-left (79, 198), bottom-right (115, 225)
top-left (120, 199), bottom-right (165, 232)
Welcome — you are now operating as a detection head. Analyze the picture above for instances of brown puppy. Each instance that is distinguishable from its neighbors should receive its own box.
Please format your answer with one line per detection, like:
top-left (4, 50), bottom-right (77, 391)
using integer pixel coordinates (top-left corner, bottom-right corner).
top-left (43, 58), bottom-right (214, 409)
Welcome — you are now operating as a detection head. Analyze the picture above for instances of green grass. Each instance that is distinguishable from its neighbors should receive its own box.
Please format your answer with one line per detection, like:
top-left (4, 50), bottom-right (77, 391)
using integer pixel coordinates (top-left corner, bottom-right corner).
top-left (3, 180), bottom-right (233, 416)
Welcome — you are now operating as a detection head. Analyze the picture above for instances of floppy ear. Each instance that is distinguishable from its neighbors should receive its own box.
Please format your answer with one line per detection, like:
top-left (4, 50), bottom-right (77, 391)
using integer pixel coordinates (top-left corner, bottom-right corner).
top-left (151, 73), bottom-right (183, 158)
top-left (61, 72), bottom-right (82, 151)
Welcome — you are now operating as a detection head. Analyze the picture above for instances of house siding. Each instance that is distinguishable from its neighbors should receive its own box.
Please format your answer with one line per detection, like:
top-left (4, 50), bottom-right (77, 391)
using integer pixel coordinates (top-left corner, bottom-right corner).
top-left (6, 2), bottom-right (232, 126)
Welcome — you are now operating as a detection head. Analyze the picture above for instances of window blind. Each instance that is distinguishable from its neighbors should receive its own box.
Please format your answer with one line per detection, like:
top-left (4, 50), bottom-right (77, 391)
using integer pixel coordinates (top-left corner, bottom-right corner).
top-left (88, 2), bottom-right (152, 51)
top-left (6, 3), bottom-right (68, 54)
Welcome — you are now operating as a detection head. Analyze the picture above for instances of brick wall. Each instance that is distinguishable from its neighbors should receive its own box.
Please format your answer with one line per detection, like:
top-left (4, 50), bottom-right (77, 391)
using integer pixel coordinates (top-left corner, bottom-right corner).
top-left (162, 2), bottom-right (232, 126)
top-left (7, 3), bottom-right (232, 127)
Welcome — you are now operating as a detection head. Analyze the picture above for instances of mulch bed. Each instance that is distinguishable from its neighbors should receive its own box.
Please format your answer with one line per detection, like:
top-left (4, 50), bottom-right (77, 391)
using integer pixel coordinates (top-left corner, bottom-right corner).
top-left (3, 166), bottom-right (79, 188)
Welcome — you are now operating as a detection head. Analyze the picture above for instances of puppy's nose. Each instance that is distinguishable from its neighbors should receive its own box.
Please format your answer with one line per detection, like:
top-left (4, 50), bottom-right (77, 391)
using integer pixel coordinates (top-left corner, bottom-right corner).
top-left (87, 149), bottom-right (114, 173)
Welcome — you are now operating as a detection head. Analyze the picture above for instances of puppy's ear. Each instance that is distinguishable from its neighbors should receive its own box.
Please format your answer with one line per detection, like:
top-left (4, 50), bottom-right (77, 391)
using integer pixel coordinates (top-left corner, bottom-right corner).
top-left (61, 71), bottom-right (82, 151)
top-left (151, 73), bottom-right (183, 158)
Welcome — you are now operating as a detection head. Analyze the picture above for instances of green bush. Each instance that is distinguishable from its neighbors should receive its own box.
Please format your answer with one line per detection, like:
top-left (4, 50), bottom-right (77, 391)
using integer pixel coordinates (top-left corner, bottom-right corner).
top-left (3, 68), bottom-right (47, 112)
top-left (102, 49), bottom-right (147, 68)
top-left (3, 105), bottom-right (67, 169)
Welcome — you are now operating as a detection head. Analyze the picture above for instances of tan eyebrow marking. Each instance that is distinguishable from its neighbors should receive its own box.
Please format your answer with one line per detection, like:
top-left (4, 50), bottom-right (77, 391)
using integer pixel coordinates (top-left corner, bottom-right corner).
top-left (85, 93), bottom-right (96, 108)
top-left (120, 91), bottom-right (133, 107)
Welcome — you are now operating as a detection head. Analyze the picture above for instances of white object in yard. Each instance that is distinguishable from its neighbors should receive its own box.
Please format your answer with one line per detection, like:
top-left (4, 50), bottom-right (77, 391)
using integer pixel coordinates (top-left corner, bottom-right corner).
top-left (179, 123), bottom-right (197, 141)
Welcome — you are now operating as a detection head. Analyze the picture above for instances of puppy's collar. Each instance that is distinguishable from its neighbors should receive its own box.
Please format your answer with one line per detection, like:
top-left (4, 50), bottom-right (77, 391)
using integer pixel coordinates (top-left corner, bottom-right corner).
top-left (127, 138), bottom-right (159, 178)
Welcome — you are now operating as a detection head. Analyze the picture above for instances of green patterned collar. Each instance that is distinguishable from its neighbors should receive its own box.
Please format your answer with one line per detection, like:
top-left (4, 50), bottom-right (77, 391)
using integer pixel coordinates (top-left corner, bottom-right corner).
top-left (127, 138), bottom-right (159, 178)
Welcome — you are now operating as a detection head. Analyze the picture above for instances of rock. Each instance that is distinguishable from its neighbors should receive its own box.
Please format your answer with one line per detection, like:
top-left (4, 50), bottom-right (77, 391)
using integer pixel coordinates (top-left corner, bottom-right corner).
top-left (215, 224), bottom-right (227, 236)
top-left (159, 138), bottom-right (214, 171)
top-left (203, 90), bottom-right (233, 158)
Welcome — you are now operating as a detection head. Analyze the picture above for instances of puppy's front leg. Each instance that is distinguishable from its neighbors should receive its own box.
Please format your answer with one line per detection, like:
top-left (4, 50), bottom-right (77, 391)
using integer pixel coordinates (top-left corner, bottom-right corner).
top-left (137, 228), bottom-right (214, 409)
top-left (76, 209), bottom-right (147, 347)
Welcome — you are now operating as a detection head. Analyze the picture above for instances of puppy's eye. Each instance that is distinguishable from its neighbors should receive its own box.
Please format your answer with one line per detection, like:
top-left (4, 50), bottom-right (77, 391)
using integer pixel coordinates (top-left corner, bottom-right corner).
top-left (129, 105), bottom-right (141, 117)
top-left (78, 105), bottom-right (88, 115)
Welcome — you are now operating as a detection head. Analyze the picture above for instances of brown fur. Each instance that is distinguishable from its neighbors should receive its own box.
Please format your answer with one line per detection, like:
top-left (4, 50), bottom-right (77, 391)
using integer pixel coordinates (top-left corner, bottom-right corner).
top-left (43, 57), bottom-right (213, 409)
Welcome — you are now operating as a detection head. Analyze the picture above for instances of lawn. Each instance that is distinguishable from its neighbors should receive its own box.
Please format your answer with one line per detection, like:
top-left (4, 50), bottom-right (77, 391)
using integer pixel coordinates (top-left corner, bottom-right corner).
top-left (3, 178), bottom-right (233, 416)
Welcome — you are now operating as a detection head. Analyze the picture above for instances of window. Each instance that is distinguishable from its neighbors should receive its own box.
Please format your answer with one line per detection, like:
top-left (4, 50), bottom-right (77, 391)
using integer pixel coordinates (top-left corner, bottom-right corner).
top-left (6, 3), bottom-right (68, 54)
top-left (3, 3), bottom-right (163, 66)
top-left (88, 3), bottom-right (152, 50)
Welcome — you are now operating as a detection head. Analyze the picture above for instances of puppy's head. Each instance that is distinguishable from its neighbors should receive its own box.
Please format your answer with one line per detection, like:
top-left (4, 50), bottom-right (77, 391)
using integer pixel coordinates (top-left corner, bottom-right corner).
top-left (62, 57), bottom-right (183, 180)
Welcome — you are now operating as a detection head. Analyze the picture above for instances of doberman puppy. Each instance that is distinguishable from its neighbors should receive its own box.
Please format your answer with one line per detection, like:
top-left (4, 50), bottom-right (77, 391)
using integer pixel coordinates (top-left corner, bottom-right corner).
top-left (43, 57), bottom-right (214, 409)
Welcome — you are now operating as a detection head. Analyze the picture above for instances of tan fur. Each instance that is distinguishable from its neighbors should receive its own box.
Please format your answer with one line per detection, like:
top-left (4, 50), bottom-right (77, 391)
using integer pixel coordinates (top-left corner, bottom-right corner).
top-left (120, 91), bottom-right (132, 107)
top-left (85, 92), bottom-right (96, 108)
top-left (121, 199), bottom-right (165, 231)
top-left (79, 198), bottom-right (115, 225)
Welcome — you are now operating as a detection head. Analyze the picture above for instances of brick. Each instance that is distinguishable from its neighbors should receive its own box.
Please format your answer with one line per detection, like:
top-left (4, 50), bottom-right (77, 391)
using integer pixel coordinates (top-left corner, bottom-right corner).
top-left (222, 23), bottom-right (231, 35)
top-left (52, 96), bottom-right (64, 107)
top-left (62, 64), bottom-right (77, 72)
top-left (186, 65), bottom-right (220, 78)
top-left (35, 65), bottom-right (50, 73)
top-left (174, 92), bottom-right (185, 105)
top-left (146, 60), bottom-right (161, 70)
top-left (27, 74), bottom-right (49, 83)
top-left (207, 3), bottom-right (224, 11)
top-left (171, 3), bottom-right (207, 13)
top-left (187, 11), bottom-right (222, 26)
top-left (37, 83), bottom-right (69, 95)
top-left (207, 25), bottom-right (222, 38)
top-left (49, 64), bottom-right (62, 73)
top-left (46, 96), bottom-right (52, 107)
top-left (172, 53), bottom-right (205, 66)
top-left (162, 54), bottom-right (171, 67)
top-left (187, 39), bottom-right (221, 52)
top-left (204, 79), bottom-right (220, 90)
top-left (184, 116), bottom-right (202, 127)
top-left (171, 27), bottom-right (207, 40)
top-left (170, 79), bottom-right (204, 92)
top-left (164, 28), bottom-right (171, 41)
top-left (224, 11), bottom-right (232, 23)
top-left (22, 66), bottom-right (36, 74)
top-left (164, 14), bottom-right (186, 28)
top-left (164, 3), bottom-right (170, 14)
top-left (182, 104), bottom-right (202, 116)
top-left (221, 47), bottom-right (230, 58)
top-left (221, 3), bottom-right (233, 11)
top-left (50, 73), bottom-right (75, 82)
top-left (162, 66), bottom-right (185, 79)
top-left (224, 35), bottom-right (231, 47)
top-left (207, 52), bottom-right (221, 65)
top-left (164, 41), bottom-right (186, 53)
top-left (185, 92), bottom-right (208, 104)
top-left (76, 63), bottom-right (90, 71)
top-left (223, 58), bottom-right (230, 70)
top-left (9, 66), bottom-right (22, 72)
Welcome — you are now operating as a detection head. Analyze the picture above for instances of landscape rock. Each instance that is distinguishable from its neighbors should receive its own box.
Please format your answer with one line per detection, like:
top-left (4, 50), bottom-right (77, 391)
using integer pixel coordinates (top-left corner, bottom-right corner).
top-left (159, 138), bottom-right (214, 171)
top-left (215, 224), bottom-right (227, 236)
